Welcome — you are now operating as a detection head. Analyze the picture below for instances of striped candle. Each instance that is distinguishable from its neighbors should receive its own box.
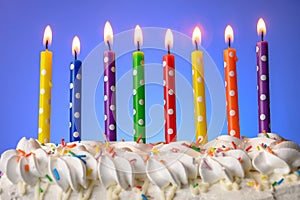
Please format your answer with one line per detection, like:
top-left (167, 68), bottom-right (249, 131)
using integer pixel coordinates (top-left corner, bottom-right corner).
top-left (256, 18), bottom-right (271, 133)
top-left (69, 36), bottom-right (82, 142)
top-left (133, 25), bottom-right (146, 143)
top-left (103, 21), bottom-right (117, 141)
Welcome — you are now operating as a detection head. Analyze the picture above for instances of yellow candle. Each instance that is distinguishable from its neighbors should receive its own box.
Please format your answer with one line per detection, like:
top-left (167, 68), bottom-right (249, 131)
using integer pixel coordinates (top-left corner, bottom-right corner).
top-left (38, 25), bottom-right (53, 143)
top-left (191, 26), bottom-right (207, 144)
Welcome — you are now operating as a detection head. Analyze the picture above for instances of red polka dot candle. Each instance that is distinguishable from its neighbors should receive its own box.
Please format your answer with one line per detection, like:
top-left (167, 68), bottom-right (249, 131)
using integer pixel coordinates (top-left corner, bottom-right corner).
top-left (256, 18), bottom-right (271, 133)
top-left (163, 29), bottom-right (177, 143)
top-left (38, 25), bottom-right (53, 144)
top-left (223, 25), bottom-right (240, 138)
top-left (103, 21), bottom-right (117, 141)
top-left (69, 36), bottom-right (82, 142)
top-left (133, 25), bottom-right (146, 143)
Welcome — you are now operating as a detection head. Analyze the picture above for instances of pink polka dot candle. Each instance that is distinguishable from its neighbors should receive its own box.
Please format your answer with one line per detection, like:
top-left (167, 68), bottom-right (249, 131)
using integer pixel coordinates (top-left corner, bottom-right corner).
top-left (163, 29), bottom-right (177, 143)
top-left (103, 21), bottom-right (117, 141)
top-left (223, 25), bottom-right (240, 139)
top-left (256, 18), bottom-right (271, 133)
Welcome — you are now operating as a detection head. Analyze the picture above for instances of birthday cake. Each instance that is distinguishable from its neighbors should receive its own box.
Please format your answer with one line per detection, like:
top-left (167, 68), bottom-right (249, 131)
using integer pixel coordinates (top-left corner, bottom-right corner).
top-left (1, 133), bottom-right (300, 200)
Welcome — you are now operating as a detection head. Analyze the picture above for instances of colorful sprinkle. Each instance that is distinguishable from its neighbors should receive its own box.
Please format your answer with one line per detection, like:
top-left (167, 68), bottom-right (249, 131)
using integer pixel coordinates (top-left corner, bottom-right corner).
top-left (296, 170), bottom-right (300, 175)
top-left (45, 174), bottom-right (53, 182)
top-left (231, 141), bottom-right (236, 149)
top-left (256, 146), bottom-right (260, 151)
top-left (141, 194), bottom-right (148, 200)
top-left (0, 170), bottom-right (3, 178)
top-left (247, 181), bottom-right (254, 186)
top-left (25, 152), bottom-right (35, 157)
top-left (144, 155), bottom-right (149, 162)
top-left (272, 181), bottom-right (277, 186)
top-left (68, 150), bottom-right (76, 156)
top-left (245, 145), bottom-right (252, 152)
top-left (67, 143), bottom-right (77, 148)
top-left (24, 164), bottom-right (30, 172)
top-left (129, 158), bottom-right (137, 163)
top-left (171, 147), bottom-right (180, 153)
top-left (203, 159), bottom-right (212, 170)
top-left (17, 149), bottom-right (26, 155)
top-left (237, 157), bottom-right (243, 163)
top-left (136, 134), bottom-right (143, 143)
top-left (135, 185), bottom-right (142, 189)
top-left (196, 137), bottom-right (202, 144)
top-left (53, 168), bottom-right (60, 180)
top-left (61, 139), bottom-right (66, 147)
top-left (277, 178), bottom-right (284, 185)
top-left (152, 148), bottom-right (160, 154)
top-left (39, 187), bottom-right (43, 193)
top-left (121, 138), bottom-right (125, 142)
top-left (193, 183), bottom-right (199, 188)
top-left (86, 168), bottom-right (93, 177)
top-left (264, 144), bottom-right (267, 148)
top-left (266, 146), bottom-right (275, 154)
top-left (261, 175), bottom-right (267, 180)
top-left (191, 146), bottom-right (200, 152)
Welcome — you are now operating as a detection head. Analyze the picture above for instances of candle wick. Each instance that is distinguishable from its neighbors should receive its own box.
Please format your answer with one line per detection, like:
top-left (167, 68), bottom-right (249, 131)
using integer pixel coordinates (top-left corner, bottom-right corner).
top-left (107, 40), bottom-right (111, 51)
top-left (74, 50), bottom-right (77, 60)
top-left (137, 41), bottom-right (140, 51)
top-left (45, 40), bottom-right (49, 50)
top-left (228, 38), bottom-right (231, 48)
top-left (195, 41), bottom-right (198, 51)
top-left (261, 32), bottom-right (264, 41)
top-left (168, 45), bottom-right (170, 54)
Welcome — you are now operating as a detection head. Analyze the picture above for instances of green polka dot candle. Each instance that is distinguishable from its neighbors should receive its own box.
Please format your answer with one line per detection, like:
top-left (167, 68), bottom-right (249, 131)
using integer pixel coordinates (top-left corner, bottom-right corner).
top-left (133, 25), bottom-right (146, 143)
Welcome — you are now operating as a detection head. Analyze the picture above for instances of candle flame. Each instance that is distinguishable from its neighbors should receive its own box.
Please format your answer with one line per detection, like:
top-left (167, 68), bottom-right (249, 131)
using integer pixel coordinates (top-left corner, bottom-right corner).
top-left (72, 36), bottom-right (80, 56)
top-left (224, 25), bottom-right (234, 44)
top-left (257, 18), bottom-right (267, 36)
top-left (104, 21), bottom-right (113, 46)
top-left (165, 29), bottom-right (173, 49)
top-left (134, 25), bottom-right (143, 47)
top-left (43, 25), bottom-right (52, 46)
top-left (192, 26), bottom-right (202, 45)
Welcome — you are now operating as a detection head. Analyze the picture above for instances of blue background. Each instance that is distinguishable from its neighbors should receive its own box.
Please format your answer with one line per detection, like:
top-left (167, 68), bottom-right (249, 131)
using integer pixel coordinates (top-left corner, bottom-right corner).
top-left (1, 0), bottom-right (300, 153)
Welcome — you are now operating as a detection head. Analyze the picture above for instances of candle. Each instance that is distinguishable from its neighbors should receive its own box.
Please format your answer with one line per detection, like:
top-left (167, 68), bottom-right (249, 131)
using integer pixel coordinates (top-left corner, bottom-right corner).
top-left (163, 29), bottom-right (177, 143)
top-left (103, 21), bottom-right (117, 141)
top-left (191, 26), bottom-right (207, 144)
top-left (256, 18), bottom-right (271, 133)
top-left (133, 25), bottom-right (146, 143)
top-left (223, 25), bottom-right (240, 138)
top-left (69, 36), bottom-right (82, 142)
top-left (38, 25), bottom-right (53, 144)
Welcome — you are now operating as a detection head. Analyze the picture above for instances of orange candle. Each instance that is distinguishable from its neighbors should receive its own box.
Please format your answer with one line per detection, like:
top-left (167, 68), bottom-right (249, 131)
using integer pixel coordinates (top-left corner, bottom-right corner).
top-left (223, 25), bottom-right (240, 138)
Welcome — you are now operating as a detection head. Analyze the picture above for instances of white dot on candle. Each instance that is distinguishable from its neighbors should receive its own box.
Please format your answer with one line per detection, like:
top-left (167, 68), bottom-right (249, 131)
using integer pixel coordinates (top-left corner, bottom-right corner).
top-left (257, 85), bottom-right (259, 90)
top-left (111, 66), bottom-right (115, 72)
top-left (224, 62), bottom-right (227, 68)
top-left (163, 61), bottom-right (166, 67)
top-left (73, 132), bottom-right (79, 138)
top-left (192, 69), bottom-right (194, 75)
top-left (140, 80), bottom-right (144, 85)
top-left (104, 115), bottom-right (107, 121)
top-left (229, 52), bottom-right (234, 57)
top-left (133, 69), bottom-right (137, 76)
top-left (168, 89), bottom-right (174, 95)
top-left (229, 90), bottom-right (235, 96)
top-left (76, 74), bottom-right (81, 80)
top-left (104, 95), bottom-right (108, 101)
top-left (168, 109), bottom-right (174, 115)
top-left (197, 77), bottom-right (202, 83)
top-left (230, 130), bottom-right (236, 136)
top-left (163, 80), bottom-right (166, 86)
top-left (69, 122), bottom-right (72, 128)
top-left (197, 115), bottom-right (203, 122)
top-left (40, 88), bottom-right (45, 95)
top-left (41, 69), bottom-right (47, 75)
top-left (133, 89), bottom-right (137, 95)
top-left (70, 83), bottom-right (74, 89)
top-left (139, 99), bottom-right (144, 105)
top-left (110, 105), bottom-right (115, 111)
top-left (38, 128), bottom-right (42, 134)
top-left (257, 66), bottom-right (259, 71)
top-left (69, 102), bottom-right (73, 108)
top-left (39, 108), bottom-right (43, 114)
top-left (169, 70), bottom-right (174, 76)
top-left (104, 57), bottom-right (109, 63)
top-left (168, 128), bottom-right (173, 134)
top-left (261, 55), bottom-right (267, 62)
top-left (104, 76), bottom-right (108, 82)
top-left (229, 110), bottom-right (236, 116)
top-left (70, 64), bottom-right (74, 70)
top-left (138, 119), bottom-right (144, 125)
top-left (74, 112), bottom-right (80, 118)
top-left (260, 94), bottom-right (266, 101)
top-left (133, 109), bottom-right (136, 115)
top-left (75, 93), bottom-right (81, 99)
top-left (261, 75), bottom-right (267, 81)
top-left (109, 124), bottom-right (115, 130)
top-left (256, 46), bottom-right (259, 53)
top-left (229, 71), bottom-right (235, 77)
top-left (225, 81), bottom-right (227, 87)
top-left (197, 96), bottom-right (203, 102)
top-left (260, 114), bottom-right (266, 120)
top-left (164, 99), bottom-right (166, 105)
top-left (110, 85), bottom-right (115, 91)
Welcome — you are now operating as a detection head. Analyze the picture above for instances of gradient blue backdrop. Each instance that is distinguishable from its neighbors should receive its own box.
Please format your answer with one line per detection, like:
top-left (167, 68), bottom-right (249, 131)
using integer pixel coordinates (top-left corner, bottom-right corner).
top-left (1, 0), bottom-right (300, 153)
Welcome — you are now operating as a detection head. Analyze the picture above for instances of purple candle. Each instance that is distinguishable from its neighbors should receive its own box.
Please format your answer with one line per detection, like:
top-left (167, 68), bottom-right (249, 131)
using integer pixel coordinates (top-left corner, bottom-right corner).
top-left (256, 18), bottom-right (271, 133)
top-left (103, 21), bottom-right (117, 141)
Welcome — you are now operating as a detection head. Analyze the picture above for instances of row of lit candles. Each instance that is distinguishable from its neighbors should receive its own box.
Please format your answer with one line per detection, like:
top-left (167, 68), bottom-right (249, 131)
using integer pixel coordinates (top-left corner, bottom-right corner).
top-left (37, 18), bottom-right (270, 144)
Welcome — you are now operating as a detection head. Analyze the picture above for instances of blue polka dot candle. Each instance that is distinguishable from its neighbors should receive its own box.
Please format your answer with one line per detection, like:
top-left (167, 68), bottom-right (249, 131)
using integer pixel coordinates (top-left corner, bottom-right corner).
top-left (69, 36), bottom-right (82, 142)
top-left (133, 25), bottom-right (146, 143)
top-left (256, 18), bottom-right (271, 133)
top-left (103, 21), bottom-right (117, 141)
